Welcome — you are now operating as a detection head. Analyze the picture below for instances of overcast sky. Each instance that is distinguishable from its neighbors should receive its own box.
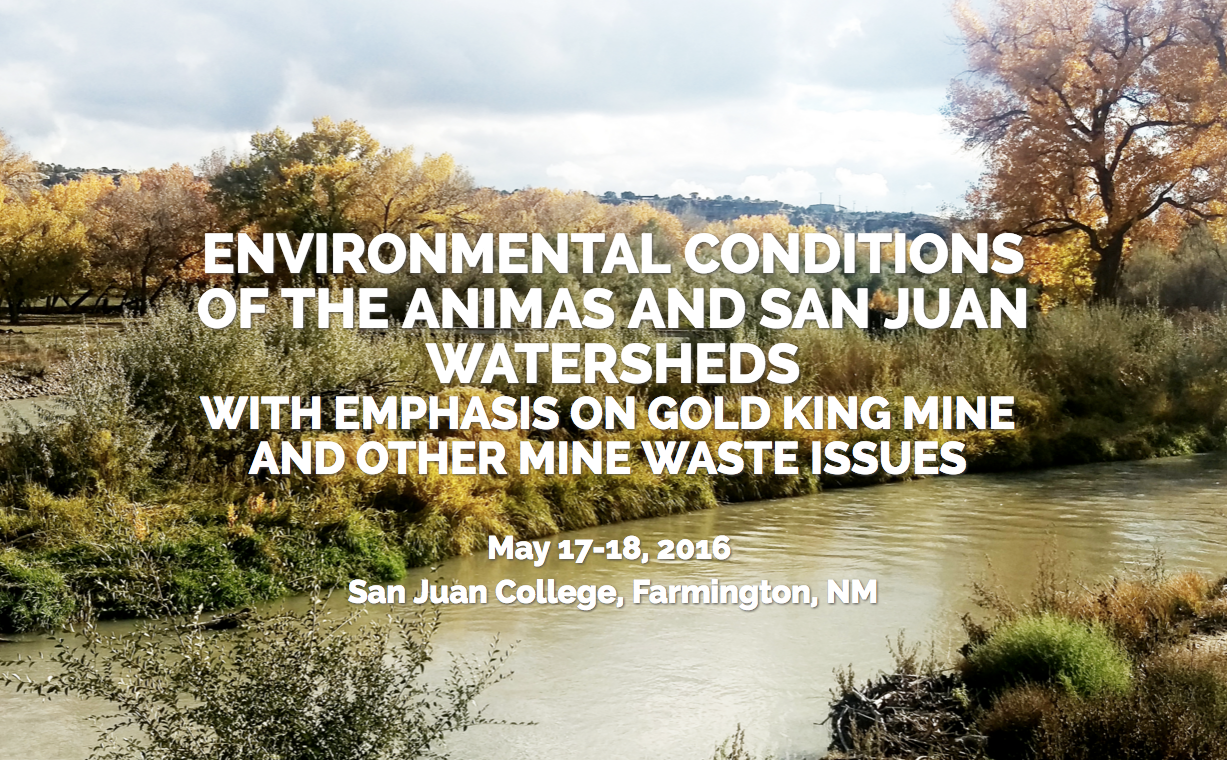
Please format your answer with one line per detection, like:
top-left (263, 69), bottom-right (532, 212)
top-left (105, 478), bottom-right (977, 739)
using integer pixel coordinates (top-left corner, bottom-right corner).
top-left (0, 0), bottom-right (982, 214)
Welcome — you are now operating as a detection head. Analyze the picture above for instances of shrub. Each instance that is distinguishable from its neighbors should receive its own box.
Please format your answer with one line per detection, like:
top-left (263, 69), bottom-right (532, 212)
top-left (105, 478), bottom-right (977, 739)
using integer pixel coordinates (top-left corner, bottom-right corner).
top-left (91, 297), bottom-right (428, 479)
top-left (1, 603), bottom-right (516, 760)
top-left (1121, 231), bottom-right (1227, 312)
top-left (0, 551), bottom-right (76, 631)
top-left (1026, 306), bottom-right (1182, 420)
top-left (971, 553), bottom-right (1221, 656)
top-left (0, 350), bottom-right (160, 495)
top-left (1063, 571), bottom-right (1212, 656)
top-left (962, 613), bottom-right (1132, 698)
top-left (979, 685), bottom-right (1056, 760)
top-left (1027, 651), bottom-right (1227, 760)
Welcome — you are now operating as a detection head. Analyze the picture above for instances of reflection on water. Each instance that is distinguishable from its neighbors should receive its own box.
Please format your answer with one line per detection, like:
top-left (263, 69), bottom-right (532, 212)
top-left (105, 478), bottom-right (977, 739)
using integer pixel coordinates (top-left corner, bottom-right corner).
top-left (2, 453), bottom-right (1225, 759)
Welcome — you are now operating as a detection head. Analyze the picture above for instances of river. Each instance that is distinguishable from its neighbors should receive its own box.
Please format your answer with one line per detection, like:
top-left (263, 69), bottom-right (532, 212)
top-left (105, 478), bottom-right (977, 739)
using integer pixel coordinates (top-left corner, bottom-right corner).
top-left (2, 452), bottom-right (1225, 759)
top-left (0, 397), bottom-right (66, 434)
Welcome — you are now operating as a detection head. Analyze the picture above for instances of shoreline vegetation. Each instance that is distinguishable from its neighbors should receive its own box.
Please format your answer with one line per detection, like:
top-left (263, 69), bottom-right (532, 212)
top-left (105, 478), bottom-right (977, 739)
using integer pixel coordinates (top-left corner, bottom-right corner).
top-left (821, 562), bottom-right (1227, 759)
top-left (0, 297), bottom-right (1224, 633)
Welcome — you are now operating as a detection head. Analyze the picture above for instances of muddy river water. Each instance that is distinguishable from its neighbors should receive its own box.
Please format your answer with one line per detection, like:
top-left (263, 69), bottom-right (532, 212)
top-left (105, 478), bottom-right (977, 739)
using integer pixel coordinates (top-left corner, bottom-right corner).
top-left (2, 451), bottom-right (1225, 759)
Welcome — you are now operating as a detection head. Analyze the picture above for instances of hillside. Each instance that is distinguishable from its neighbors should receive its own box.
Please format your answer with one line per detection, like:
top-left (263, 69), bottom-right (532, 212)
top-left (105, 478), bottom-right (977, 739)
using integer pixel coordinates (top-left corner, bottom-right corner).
top-left (599, 191), bottom-right (949, 236)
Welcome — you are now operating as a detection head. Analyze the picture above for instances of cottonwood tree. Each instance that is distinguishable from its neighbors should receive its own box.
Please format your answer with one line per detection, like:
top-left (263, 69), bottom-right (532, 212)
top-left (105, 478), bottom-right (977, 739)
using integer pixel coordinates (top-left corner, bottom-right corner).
top-left (210, 117), bottom-right (380, 239)
top-left (0, 176), bottom-right (109, 322)
top-left (352, 147), bottom-right (479, 238)
top-left (0, 130), bottom-right (39, 194)
top-left (212, 121), bottom-right (480, 242)
top-left (949, 0), bottom-right (1227, 301)
top-left (473, 189), bottom-right (693, 311)
top-left (348, 147), bottom-right (485, 315)
top-left (92, 165), bottom-right (219, 314)
top-left (213, 118), bottom-right (477, 288)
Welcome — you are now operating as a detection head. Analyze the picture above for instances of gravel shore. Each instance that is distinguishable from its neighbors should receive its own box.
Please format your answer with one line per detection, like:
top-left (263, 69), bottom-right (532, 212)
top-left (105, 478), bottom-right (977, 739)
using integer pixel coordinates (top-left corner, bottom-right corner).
top-left (0, 370), bottom-right (67, 401)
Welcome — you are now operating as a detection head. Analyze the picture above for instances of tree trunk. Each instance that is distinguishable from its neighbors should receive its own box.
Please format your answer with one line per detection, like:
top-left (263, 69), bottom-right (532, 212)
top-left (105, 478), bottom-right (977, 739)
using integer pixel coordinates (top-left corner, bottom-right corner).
top-left (1092, 236), bottom-right (1127, 302)
top-left (138, 268), bottom-right (150, 316)
top-left (70, 289), bottom-right (94, 311)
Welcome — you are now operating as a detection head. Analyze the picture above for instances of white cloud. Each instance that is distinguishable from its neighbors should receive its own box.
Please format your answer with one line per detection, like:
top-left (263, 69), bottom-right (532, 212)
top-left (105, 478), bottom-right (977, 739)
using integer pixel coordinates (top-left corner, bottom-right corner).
top-left (668, 179), bottom-right (716, 198)
top-left (10, 86), bottom-right (977, 212)
top-left (827, 18), bottom-right (864, 47)
top-left (835, 167), bottom-right (890, 198)
top-left (0, 0), bottom-right (981, 213)
top-left (545, 161), bottom-right (602, 190)
top-left (737, 169), bottom-right (819, 205)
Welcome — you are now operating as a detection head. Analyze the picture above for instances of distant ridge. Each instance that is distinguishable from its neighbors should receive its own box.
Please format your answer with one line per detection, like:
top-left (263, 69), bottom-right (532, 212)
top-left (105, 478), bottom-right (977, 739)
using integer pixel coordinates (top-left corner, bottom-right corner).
top-left (27, 166), bottom-right (948, 237)
top-left (598, 191), bottom-right (948, 236)
top-left (36, 162), bottom-right (127, 187)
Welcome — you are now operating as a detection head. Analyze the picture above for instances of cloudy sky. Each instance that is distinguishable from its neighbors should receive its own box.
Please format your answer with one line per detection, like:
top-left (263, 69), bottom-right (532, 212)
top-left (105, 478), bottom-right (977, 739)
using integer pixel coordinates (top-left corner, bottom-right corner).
top-left (0, 0), bottom-right (983, 213)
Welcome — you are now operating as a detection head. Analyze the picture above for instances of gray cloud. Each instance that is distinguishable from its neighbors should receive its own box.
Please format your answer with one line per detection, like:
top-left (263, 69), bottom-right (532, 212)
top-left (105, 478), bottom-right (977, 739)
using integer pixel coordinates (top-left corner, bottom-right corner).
top-left (0, 0), bottom-right (977, 211)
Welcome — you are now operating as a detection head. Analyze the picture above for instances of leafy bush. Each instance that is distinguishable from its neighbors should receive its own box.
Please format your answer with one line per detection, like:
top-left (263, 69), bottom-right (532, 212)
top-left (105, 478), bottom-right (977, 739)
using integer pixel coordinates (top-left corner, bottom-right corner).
top-left (1121, 231), bottom-right (1227, 312)
top-left (962, 613), bottom-right (1132, 698)
top-left (1009, 651), bottom-right (1227, 760)
top-left (979, 685), bottom-right (1056, 760)
top-left (1026, 306), bottom-right (1182, 420)
top-left (92, 296), bottom-right (430, 479)
top-left (1, 602), bottom-right (515, 760)
top-left (0, 551), bottom-right (76, 631)
top-left (0, 350), bottom-right (160, 495)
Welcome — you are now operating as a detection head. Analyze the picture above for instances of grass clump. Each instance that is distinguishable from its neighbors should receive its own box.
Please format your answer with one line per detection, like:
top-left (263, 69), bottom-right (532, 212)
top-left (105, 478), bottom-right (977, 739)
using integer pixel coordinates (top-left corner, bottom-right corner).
top-left (0, 551), bottom-right (76, 631)
top-left (962, 613), bottom-right (1133, 699)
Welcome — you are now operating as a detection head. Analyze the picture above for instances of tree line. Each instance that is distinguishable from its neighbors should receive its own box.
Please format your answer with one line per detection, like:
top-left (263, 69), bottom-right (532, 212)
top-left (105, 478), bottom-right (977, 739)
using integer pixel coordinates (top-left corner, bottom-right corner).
top-left (1, 0), bottom-right (1227, 323)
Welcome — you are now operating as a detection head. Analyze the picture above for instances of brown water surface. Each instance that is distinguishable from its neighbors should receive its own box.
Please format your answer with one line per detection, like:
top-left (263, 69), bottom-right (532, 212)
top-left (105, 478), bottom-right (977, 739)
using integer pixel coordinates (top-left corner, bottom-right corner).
top-left (2, 452), bottom-right (1225, 759)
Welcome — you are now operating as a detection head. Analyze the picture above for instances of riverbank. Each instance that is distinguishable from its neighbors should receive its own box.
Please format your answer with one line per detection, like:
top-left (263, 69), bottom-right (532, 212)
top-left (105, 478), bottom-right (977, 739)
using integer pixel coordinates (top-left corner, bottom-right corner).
top-left (0, 314), bottom-right (128, 399)
top-left (1, 303), bottom-right (1225, 632)
top-left (0, 373), bottom-right (66, 402)
top-left (822, 567), bottom-right (1227, 759)
top-left (2, 420), bottom-right (1224, 634)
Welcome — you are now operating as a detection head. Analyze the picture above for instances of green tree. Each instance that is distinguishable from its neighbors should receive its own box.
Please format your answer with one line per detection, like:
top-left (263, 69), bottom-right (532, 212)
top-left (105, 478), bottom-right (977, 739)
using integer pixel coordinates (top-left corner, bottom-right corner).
top-left (210, 116), bottom-right (380, 236)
